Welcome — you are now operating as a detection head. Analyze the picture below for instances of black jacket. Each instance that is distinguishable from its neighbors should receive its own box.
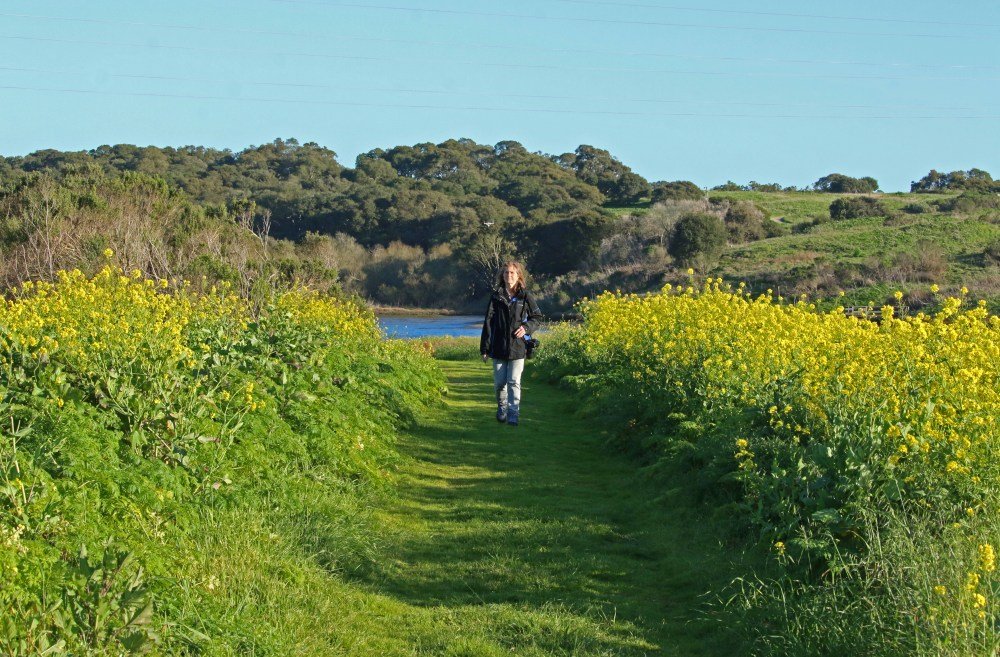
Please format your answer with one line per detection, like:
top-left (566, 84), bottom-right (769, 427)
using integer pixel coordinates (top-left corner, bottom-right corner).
top-left (480, 287), bottom-right (542, 360)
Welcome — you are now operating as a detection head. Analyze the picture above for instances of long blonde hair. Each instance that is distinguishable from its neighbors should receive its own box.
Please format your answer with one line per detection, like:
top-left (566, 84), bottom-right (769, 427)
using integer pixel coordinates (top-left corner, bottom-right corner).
top-left (496, 260), bottom-right (527, 295)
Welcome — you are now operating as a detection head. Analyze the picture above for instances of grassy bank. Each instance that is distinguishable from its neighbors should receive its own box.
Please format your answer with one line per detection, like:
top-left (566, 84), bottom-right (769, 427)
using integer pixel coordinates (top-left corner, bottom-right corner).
top-left (1, 266), bottom-right (443, 653)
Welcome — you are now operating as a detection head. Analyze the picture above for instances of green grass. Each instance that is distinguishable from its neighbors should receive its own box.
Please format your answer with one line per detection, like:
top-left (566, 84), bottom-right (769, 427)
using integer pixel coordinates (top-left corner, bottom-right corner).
top-left (106, 355), bottom-right (750, 655)
top-left (707, 191), bottom-right (832, 224)
top-left (337, 358), bottom-right (749, 656)
top-left (714, 213), bottom-right (1000, 298)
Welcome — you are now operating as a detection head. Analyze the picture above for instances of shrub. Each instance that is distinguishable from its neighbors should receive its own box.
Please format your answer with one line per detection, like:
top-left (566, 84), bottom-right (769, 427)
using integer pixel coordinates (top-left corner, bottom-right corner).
top-left (902, 202), bottom-right (929, 214)
top-left (829, 196), bottom-right (887, 220)
top-left (933, 191), bottom-right (1000, 215)
top-left (813, 173), bottom-right (879, 193)
top-left (763, 220), bottom-right (789, 238)
top-left (527, 210), bottom-right (614, 276)
top-left (986, 239), bottom-right (1000, 266)
top-left (651, 180), bottom-right (704, 203)
top-left (888, 241), bottom-right (948, 282)
top-left (911, 168), bottom-right (996, 193)
top-left (608, 171), bottom-right (651, 205)
top-left (668, 213), bottom-right (727, 266)
top-left (724, 200), bottom-right (767, 243)
top-left (793, 215), bottom-right (830, 234)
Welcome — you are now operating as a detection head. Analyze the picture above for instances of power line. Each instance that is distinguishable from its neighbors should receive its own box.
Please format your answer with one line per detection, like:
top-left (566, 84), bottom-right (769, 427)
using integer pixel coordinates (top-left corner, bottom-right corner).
top-left (542, 0), bottom-right (1000, 29)
top-left (267, 0), bottom-right (988, 40)
top-left (3, 34), bottom-right (998, 82)
top-left (3, 83), bottom-right (998, 120)
top-left (0, 64), bottom-right (987, 113)
top-left (2, 11), bottom-right (997, 71)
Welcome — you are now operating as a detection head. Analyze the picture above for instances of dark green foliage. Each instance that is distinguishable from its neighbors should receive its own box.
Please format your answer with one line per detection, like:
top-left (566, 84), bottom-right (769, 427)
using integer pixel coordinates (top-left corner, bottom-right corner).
top-left (813, 173), bottom-right (879, 193)
top-left (1, 138), bottom-right (610, 252)
top-left (932, 191), bottom-right (1000, 214)
top-left (902, 202), bottom-right (929, 214)
top-left (527, 211), bottom-right (614, 276)
top-left (911, 168), bottom-right (996, 193)
top-left (5, 140), bottom-right (1000, 315)
top-left (829, 196), bottom-right (887, 220)
top-left (762, 219), bottom-right (789, 238)
top-left (712, 181), bottom-right (795, 192)
top-left (668, 213), bottom-right (727, 265)
top-left (651, 180), bottom-right (703, 202)
top-left (747, 181), bottom-right (789, 192)
top-left (558, 144), bottom-right (650, 205)
top-left (610, 171), bottom-right (652, 205)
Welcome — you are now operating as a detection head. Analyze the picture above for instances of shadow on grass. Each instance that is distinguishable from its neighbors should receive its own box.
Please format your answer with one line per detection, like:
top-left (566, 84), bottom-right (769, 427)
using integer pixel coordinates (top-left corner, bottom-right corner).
top-left (351, 361), bottom-right (748, 656)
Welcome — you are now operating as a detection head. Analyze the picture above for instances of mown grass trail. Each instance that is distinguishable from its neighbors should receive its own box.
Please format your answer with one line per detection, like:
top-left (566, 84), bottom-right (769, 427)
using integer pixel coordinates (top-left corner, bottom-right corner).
top-left (349, 358), bottom-right (747, 656)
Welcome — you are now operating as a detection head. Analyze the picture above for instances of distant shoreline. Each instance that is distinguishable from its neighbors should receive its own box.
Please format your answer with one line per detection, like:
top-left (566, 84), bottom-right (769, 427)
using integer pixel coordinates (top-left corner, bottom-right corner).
top-left (369, 304), bottom-right (468, 317)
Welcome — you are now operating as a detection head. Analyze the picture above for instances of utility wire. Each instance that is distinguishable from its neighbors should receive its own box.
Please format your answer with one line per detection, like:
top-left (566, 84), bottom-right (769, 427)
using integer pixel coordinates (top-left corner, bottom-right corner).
top-left (542, 0), bottom-right (1000, 29)
top-left (3, 83), bottom-right (998, 120)
top-left (2, 11), bottom-right (997, 71)
top-left (267, 0), bottom-right (989, 40)
top-left (2, 34), bottom-right (997, 82)
top-left (0, 64), bottom-right (987, 113)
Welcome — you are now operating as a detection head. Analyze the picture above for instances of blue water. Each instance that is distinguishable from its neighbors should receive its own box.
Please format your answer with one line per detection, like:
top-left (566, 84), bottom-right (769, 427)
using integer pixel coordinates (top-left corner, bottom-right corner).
top-left (378, 315), bottom-right (483, 339)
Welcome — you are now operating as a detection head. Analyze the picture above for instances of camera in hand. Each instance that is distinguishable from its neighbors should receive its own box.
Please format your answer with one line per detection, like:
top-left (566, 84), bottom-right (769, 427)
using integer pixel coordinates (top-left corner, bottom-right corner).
top-left (524, 335), bottom-right (540, 358)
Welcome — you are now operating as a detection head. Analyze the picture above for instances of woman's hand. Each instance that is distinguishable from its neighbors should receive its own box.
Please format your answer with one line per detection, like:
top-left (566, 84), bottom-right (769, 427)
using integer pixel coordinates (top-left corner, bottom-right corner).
top-left (513, 326), bottom-right (526, 339)
top-left (482, 353), bottom-right (489, 362)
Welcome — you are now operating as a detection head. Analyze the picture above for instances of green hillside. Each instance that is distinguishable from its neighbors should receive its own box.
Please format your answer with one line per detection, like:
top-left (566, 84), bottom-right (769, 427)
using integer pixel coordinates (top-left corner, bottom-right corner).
top-left (2, 140), bottom-right (997, 312)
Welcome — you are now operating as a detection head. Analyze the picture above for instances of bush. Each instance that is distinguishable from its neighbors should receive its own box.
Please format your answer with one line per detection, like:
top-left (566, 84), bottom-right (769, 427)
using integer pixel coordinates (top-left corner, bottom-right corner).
top-left (933, 191), bottom-right (1000, 215)
top-left (608, 171), bottom-right (651, 205)
top-left (668, 213), bottom-right (727, 266)
top-left (829, 196), bottom-right (887, 220)
top-left (651, 180), bottom-right (704, 203)
top-left (813, 173), bottom-right (879, 193)
top-left (985, 239), bottom-right (1000, 266)
top-left (792, 215), bottom-right (830, 234)
top-left (911, 168), bottom-right (996, 193)
top-left (901, 202), bottom-right (929, 214)
top-left (724, 200), bottom-right (767, 243)
top-left (527, 210), bottom-right (614, 276)
top-left (763, 220), bottom-right (789, 238)
top-left (888, 241), bottom-right (948, 282)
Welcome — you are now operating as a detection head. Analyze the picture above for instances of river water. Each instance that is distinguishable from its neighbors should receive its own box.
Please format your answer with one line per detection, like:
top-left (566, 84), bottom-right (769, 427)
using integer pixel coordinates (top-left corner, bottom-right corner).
top-left (377, 315), bottom-right (483, 339)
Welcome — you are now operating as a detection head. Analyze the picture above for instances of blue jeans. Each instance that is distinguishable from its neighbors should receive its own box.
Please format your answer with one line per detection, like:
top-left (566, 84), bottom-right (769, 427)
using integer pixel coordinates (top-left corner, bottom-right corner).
top-left (492, 358), bottom-right (525, 420)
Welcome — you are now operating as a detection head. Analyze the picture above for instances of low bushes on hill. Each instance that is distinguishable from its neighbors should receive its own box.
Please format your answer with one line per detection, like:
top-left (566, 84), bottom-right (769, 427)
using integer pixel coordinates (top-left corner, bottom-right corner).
top-left (986, 239), bottom-right (1000, 266)
top-left (829, 196), bottom-right (888, 220)
top-left (813, 173), bottom-right (879, 193)
top-left (723, 200), bottom-right (768, 243)
top-left (651, 180), bottom-right (704, 202)
top-left (933, 191), bottom-right (1000, 216)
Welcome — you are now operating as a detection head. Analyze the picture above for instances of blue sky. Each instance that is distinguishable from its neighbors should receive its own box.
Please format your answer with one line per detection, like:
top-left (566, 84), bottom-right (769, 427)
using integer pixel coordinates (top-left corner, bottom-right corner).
top-left (1, 0), bottom-right (998, 191)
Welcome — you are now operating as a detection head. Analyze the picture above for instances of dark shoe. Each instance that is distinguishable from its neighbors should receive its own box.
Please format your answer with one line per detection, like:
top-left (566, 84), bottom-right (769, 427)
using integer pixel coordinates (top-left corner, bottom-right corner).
top-left (506, 415), bottom-right (519, 427)
top-left (496, 408), bottom-right (507, 423)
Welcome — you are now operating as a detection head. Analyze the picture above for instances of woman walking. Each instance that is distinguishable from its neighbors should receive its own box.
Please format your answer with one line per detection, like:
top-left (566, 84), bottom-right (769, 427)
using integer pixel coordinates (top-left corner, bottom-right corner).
top-left (480, 261), bottom-right (542, 427)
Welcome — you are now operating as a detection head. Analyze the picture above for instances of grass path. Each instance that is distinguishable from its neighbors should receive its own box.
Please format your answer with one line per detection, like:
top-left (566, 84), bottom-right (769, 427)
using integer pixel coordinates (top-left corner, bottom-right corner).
top-left (344, 358), bottom-right (747, 656)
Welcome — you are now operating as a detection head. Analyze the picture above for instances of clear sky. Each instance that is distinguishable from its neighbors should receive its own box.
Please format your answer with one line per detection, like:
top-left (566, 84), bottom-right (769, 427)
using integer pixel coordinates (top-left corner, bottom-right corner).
top-left (1, 1), bottom-right (998, 191)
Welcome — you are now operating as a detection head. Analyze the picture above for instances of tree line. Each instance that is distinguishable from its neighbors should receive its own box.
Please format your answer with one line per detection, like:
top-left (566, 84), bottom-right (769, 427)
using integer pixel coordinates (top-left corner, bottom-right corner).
top-left (1, 138), bottom-right (995, 311)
